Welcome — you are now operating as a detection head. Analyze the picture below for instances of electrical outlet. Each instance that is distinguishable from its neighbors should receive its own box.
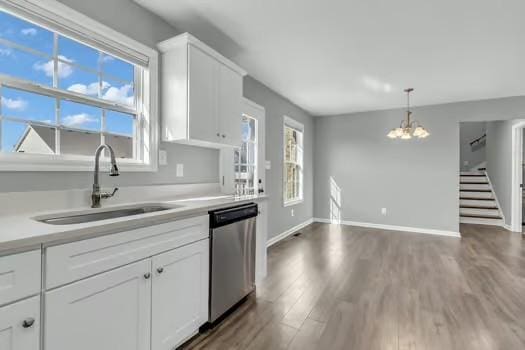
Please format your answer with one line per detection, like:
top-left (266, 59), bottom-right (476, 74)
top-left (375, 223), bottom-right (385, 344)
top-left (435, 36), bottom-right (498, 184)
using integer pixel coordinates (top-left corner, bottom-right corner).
top-left (381, 208), bottom-right (387, 216)
top-left (176, 163), bottom-right (184, 177)
top-left (159, 150), bottom-right (167, 166)
top-left (291, 209), bottom-right (295, 217)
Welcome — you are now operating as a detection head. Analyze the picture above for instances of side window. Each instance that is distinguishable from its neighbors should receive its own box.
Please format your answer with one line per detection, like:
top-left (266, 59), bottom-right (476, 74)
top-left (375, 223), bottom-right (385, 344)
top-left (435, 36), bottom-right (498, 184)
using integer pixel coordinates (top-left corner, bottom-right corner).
top-left (283, 116), bottom-right (304, 205)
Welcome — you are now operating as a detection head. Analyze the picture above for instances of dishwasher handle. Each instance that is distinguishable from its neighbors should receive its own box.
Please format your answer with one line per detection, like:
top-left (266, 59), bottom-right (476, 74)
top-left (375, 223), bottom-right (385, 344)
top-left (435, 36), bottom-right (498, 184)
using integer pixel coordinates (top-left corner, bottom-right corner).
top-left (210, 203), bottom-right (258, 228)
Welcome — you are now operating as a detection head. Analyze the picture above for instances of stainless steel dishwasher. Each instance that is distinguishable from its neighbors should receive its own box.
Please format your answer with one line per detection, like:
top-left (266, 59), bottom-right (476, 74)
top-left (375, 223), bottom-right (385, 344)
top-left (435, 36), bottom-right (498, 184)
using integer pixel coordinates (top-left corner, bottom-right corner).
top-left (208, 203), bottom-right (258, 323)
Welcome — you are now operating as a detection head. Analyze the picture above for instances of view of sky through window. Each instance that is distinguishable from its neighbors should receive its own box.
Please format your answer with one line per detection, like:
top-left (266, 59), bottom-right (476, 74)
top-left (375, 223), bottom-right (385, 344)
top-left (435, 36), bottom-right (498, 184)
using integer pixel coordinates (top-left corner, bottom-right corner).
top-left (0, 10), bottom-right (136, 157)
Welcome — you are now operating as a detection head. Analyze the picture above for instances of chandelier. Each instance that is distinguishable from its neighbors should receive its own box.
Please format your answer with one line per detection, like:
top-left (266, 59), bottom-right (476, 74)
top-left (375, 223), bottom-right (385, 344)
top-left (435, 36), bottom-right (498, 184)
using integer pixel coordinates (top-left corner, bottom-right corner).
top-left (387, 88), bottom-right (429, 139)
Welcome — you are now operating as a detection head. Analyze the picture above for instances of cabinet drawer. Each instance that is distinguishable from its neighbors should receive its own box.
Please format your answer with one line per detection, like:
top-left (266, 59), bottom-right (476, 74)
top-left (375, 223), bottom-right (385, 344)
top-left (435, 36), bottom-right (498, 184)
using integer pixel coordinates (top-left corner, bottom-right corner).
top-left (0, 296), bottom-right (40, 350)
top-left (0, 250), bottom-right (41, 306)
top-left (46, 215), bottom-right (209, 289)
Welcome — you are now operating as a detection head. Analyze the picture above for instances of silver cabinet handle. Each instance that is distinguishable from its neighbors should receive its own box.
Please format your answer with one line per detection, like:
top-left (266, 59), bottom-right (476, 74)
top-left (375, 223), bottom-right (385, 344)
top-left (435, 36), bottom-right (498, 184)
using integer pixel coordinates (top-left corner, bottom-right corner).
top-left (22, 318), bottom-right (35, 328)
top-left (156, 267), bottom-right (164, 274)
top-left (143, 272), bottom-right (151, 279)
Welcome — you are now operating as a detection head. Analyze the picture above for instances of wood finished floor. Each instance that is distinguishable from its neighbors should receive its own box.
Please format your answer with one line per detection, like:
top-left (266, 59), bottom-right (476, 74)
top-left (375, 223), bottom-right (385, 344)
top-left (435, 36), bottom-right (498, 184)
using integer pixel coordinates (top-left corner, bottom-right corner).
top-left (184, 223), bottom-right (525, 350)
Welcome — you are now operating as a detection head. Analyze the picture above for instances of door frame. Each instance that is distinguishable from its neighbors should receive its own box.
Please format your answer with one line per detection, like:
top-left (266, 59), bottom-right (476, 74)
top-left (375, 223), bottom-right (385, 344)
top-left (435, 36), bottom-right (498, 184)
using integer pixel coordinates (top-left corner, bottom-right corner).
top-left (510, 120), bottom-right (525, 232)
top-left (219, 98), bottom-right (266, 194)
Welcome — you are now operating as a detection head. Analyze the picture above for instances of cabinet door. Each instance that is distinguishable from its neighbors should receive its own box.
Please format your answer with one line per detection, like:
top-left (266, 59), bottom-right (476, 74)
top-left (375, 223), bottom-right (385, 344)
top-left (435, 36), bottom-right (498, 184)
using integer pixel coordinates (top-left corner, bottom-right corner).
top-left (188, 44), bottom-right (219, 144)
top-left (218, 64), bottom-right (243, 147)
top-left (0, 296), bottom-right (40, 350)
top-left (151, 239), bottom-right (209, 350)
top-left (45, 259), bottom-right (151, 350)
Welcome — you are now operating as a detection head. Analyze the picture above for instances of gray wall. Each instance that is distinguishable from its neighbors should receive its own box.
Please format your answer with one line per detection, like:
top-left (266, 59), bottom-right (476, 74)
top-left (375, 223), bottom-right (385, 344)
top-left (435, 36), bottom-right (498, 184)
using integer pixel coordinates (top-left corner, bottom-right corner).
top-left (314, 96), bottom-right (525, 233)
top-left (244, 77), bottom-right (314, 239)
top-left (0, 0), bottom-right (220, 192)
top-left (486, 120), bottom-right (513, 225)
top-left (459, 122), bottom-right (486, 171)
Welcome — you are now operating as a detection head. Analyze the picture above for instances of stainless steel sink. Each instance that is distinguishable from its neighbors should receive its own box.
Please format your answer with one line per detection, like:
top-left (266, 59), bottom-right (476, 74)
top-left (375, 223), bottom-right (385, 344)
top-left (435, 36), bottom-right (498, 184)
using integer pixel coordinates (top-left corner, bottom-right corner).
top-left (36, 204), bottom-right (179, 225)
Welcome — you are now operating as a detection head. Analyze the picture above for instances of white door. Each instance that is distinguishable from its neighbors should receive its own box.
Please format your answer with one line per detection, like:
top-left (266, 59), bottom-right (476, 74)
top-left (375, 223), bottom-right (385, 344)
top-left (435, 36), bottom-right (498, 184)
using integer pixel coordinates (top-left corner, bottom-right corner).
top-left (218, 64), bottom-right (243, 147)
top-left (151, 239), bottom-right (209, 350)
top-left (188, 44), bottom-right (219, 144)
top-left (0, 296), bottom-right (40, 350)
top-left (45, 259), bottom-right (152, 350)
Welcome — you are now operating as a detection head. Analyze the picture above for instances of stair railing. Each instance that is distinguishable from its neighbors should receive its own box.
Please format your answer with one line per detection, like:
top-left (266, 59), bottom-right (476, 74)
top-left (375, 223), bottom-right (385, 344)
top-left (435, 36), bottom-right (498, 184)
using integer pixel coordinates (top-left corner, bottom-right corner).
top-left (470, 133), bottom-right (486, 147)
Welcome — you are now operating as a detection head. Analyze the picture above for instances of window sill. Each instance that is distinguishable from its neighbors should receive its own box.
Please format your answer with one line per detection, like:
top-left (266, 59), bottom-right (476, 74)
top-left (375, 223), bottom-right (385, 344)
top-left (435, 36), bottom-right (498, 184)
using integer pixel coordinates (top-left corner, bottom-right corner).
top-left (283, 199), bottom-right (303, 207)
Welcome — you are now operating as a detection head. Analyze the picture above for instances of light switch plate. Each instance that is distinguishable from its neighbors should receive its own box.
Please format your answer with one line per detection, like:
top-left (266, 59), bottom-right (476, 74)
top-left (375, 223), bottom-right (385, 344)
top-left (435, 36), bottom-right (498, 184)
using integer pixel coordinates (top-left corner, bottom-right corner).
top-left (265, 160), bottom-right (271, 170)
top-left (176, 163), bottom-right (184, 177)
top-left (159, 150), bottom-right (167, 166)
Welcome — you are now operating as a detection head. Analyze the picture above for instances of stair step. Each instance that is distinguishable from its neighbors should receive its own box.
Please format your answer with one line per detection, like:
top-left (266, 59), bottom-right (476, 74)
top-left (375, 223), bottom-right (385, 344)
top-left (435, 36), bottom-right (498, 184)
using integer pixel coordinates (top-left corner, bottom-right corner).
top-left (460, 174), bottom-right (486, 178)
top-left (461, 213), bottom-right (502, 220)
top-left (460, 190), bottom-right (492, 193)
top-left (460, 183), bottom-right (491, 191)
top-left (460, 191), bottom-right (494, 199)
top-left (460, 205), bottom-right (498, 209)
top-left (460, 217), bottom-right (503, 226)
top-left (460, 208), bottom-right (500, 217)
top-left (460, 196), bottom-right (494, 200)
top-left (460, 198), bottom-right (497, 208)
top-left (459, 176), bottom-right (488, 183)
top-left (460, 171), bottom-right (485, 176)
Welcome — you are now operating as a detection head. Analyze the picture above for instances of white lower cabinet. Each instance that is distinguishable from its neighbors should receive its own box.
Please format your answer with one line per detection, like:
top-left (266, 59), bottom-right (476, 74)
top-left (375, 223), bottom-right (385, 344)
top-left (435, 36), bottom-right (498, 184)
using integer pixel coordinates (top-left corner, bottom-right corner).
top-left (45, 259), bottom-right (152, 350)
top-left (152, 239), bottom-right (209, 350)
top-left (0, 296), bottom-right (40, 350)
top-left (44, 238), bottom-right (210, 350)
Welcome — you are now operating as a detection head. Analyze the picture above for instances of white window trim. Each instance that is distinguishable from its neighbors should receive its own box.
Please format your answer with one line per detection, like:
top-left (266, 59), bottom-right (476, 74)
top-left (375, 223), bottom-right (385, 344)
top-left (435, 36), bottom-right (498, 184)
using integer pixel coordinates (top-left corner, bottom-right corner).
top-left (0, 0), bottom-right (159, 172)
top-left (283, 115), bottom-right (304, 207)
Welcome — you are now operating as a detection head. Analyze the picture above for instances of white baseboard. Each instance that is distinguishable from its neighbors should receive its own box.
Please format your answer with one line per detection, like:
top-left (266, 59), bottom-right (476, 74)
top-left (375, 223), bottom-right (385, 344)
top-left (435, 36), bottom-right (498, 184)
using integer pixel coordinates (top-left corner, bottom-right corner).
top-left (314, 218), bottom-right (461, 238)
top-left (267, 218), bottom-right (314, 247)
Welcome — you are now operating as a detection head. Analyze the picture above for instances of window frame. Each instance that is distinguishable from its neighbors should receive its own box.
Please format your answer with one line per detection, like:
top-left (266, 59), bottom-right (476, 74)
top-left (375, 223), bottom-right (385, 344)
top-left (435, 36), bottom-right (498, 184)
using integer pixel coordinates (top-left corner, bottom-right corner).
top-left (283, 115), bottom-right (304, 207)
top-left (0, 0), bottom-right (158, 172)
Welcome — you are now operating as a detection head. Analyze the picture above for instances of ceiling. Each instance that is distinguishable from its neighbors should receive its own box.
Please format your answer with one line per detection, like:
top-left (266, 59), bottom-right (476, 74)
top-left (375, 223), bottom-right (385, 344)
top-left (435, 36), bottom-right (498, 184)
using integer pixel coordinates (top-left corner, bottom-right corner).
top-left (135, 0), bottom-right (525, 116)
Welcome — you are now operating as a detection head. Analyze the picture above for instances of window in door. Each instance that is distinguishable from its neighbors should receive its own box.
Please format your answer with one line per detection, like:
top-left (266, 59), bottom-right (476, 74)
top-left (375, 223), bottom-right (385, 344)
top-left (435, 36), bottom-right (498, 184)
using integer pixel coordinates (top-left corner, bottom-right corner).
top-left (234, 114), bottom-right (257, 195)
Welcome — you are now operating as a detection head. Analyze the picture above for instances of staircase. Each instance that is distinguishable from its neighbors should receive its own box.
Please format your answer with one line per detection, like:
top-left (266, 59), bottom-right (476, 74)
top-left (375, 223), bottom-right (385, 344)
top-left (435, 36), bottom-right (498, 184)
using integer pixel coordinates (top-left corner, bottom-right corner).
top-left (460, 171), bottom-right (503, 226)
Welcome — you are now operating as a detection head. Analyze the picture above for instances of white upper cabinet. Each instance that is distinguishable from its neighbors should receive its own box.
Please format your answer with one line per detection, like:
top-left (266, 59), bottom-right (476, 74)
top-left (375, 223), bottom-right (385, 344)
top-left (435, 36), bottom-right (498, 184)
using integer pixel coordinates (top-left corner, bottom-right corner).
top-left (218, 64), bottom-right (243, 146)
top-left (158, 33), bottom-right (246, 148)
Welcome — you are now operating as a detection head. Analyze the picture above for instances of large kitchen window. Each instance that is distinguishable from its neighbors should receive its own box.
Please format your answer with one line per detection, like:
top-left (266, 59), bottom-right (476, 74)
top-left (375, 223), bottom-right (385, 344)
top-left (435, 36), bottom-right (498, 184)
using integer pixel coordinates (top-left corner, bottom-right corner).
top-left (0, 2), bottom-right (158, 171)
top-left (283, 116), bottom-right (303, 206)
top-left (234, 114), bottom-right (257, 195)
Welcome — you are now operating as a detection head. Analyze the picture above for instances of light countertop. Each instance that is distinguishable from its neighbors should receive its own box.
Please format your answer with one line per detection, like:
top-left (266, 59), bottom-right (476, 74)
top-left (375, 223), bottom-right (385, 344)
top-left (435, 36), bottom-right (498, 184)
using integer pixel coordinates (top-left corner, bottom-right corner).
top-left (0, 193), bottom-right (267, 254)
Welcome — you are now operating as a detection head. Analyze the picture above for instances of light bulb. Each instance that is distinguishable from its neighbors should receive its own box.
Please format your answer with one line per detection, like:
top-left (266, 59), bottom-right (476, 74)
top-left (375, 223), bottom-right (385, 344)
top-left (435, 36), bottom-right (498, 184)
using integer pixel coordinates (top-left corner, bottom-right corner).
top-left (419, 130), bottom-right (430, 138)
top-left (387, 129), bottom-right (398, 138)
top-left (413, 126), bottom-right (424, 137)
top-left (394, 128), bottom-right (404, 137)
top-left (401, 132), bottom-right (412, 140)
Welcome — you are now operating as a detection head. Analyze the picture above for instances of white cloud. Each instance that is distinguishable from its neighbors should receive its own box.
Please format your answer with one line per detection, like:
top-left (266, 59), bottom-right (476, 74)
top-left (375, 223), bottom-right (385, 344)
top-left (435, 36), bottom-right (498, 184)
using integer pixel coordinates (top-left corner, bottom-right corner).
top-left (20, 28), bottom-right (37, 36)
top-left (67, 81), bottom-right (110, 96)
top-left (62, 113), bottom-right (98, 128)
top-left (0, 48), bottom-right (12, 57)
top-left (100, 55), bottom-right (114, 63)
top-left (1, 96), bottom-right (28, 111)
top-left (103, 84), bottom-right (134, 105)
top-left (33, 55), bottom-right (74, 78)
top-left (66, 80), bottom-right (133, 105)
